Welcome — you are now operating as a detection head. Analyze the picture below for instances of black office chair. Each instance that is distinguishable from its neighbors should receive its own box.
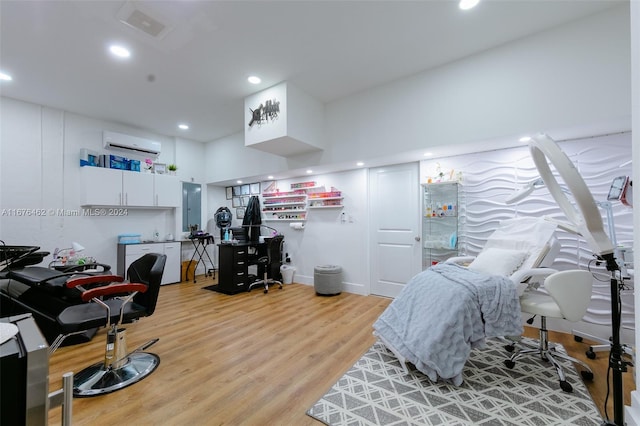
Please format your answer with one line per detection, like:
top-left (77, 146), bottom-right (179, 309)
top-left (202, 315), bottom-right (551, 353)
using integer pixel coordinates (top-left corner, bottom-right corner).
top-left (50, 253), bottom-right (166, 397)
top-left (248, 235), bottom-right (284, 294)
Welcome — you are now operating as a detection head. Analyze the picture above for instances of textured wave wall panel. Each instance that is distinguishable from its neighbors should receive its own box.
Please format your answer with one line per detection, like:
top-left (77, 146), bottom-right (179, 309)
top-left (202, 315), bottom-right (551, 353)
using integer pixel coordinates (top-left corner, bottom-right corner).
top-left (420, 132), bottom-right (633, 340)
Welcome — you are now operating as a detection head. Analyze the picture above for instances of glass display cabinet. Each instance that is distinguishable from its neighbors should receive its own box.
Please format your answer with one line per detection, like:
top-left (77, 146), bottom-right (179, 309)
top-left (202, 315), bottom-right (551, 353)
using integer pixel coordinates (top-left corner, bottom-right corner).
top-left (422, 182), bottom-right (460, 269)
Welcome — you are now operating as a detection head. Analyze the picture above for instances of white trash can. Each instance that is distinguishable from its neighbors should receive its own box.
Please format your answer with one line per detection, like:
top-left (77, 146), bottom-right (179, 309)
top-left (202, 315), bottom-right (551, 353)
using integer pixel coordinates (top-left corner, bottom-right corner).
top-left (280, 265), bottom-right (296, 284)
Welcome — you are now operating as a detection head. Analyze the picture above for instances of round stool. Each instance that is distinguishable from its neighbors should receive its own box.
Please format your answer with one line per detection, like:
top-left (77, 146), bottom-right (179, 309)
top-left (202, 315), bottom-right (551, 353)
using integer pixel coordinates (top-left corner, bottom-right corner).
top-left (314, 265), bottom-right (342, 296)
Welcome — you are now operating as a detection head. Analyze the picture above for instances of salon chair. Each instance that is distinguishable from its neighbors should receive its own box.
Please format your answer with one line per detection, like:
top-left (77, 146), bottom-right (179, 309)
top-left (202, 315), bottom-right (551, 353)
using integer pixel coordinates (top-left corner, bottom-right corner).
top-left (248, 235), bottom-right (284, 294)
top-left (504, 269), bottom-right (594, 393)
top-left (50, 253), bottom-right (166, 397)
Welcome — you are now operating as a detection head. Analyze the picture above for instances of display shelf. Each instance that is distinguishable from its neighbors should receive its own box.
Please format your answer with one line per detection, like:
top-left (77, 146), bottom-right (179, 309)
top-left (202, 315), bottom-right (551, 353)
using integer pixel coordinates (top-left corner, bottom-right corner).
top-left (307, 190), bottom-right (343, 208)
top-left (422, 182), bottom-right (460, 269)
top-left (264, 217), bottom-right (306, 221)
top-left (307, 205), bottom-right (344, 209)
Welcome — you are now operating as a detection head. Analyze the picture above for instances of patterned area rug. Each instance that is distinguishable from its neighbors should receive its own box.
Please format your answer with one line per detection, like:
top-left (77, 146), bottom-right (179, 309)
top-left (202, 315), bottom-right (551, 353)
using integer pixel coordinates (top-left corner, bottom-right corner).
top-left (307, 338), bottom-right (602, 425)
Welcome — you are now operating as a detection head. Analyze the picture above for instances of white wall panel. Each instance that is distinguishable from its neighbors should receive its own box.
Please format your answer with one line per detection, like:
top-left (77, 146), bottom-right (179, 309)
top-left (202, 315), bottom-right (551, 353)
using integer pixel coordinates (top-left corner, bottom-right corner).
top-left (421, 132), bottom-right (634, 342)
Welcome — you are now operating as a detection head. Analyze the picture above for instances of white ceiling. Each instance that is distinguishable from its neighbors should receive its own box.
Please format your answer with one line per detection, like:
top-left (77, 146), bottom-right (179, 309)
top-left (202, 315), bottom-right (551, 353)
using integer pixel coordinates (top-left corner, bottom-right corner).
top-left (0, 0), bottom-right (623, 144)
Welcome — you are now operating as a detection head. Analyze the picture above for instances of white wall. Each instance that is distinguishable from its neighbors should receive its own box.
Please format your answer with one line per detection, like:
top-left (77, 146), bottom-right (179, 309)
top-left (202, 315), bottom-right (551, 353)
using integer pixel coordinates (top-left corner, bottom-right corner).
top-left (420, 133), bottom-right (634, 343)
top-left (203, 5), bottom-right (631, 184)
top-left (205, 169), bottom-right (370, 294)
top-left (0, 97), bottom-right (207, 272)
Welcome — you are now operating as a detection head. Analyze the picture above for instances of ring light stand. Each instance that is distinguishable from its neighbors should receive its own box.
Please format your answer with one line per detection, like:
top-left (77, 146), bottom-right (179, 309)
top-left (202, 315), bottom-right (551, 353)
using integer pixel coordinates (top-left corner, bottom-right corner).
top-left (529, 134), bottom-right (626, 426)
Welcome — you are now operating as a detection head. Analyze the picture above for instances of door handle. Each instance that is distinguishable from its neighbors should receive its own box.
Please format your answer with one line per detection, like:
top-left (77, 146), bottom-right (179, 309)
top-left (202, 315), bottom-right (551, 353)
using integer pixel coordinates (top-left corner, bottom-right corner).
top-left (415, 236), bottom-right (421, 242)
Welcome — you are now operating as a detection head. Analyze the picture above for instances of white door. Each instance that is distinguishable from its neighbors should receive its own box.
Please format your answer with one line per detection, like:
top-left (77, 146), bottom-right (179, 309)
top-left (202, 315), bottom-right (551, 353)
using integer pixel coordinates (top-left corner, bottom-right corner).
top-left (369, 163), bottom-right (421, 298)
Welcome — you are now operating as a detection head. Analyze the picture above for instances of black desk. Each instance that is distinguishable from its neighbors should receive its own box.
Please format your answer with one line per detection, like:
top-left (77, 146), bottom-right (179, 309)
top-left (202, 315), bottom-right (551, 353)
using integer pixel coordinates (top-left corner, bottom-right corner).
top-left (214, 241), bottom-right (267, 294)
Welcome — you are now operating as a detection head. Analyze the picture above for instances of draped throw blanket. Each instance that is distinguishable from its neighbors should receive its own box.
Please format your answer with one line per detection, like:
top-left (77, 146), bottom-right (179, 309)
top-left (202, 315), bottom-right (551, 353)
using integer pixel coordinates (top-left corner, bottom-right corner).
top-left (373, 262), bottom-right (523, 385)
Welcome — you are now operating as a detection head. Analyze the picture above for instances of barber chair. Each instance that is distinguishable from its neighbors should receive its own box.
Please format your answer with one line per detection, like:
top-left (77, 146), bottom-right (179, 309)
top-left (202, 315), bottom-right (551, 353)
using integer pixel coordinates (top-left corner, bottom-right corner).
top-left (50, 253), bottom-right (166, 397)
top-left (248, 235), bottom-right (284, 294)
top-left (504, 269), bottom-right (595, 393)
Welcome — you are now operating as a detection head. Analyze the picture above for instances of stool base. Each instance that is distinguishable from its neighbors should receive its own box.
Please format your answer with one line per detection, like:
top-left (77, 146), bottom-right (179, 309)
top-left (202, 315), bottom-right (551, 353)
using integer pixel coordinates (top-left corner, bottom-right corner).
top-left (73, 352), bottom-right (160, 397)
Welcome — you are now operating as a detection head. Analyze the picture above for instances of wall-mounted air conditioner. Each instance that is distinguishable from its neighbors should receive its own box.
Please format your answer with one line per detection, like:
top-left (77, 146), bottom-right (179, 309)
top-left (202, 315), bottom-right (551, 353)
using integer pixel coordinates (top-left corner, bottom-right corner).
top-left (103, 130), bottom-right (161, 156)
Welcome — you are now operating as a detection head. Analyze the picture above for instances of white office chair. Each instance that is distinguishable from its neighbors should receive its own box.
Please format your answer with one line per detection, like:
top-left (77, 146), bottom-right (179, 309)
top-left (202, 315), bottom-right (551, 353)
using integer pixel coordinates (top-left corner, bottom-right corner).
top-left (504, 269), bottom-right (594, 393)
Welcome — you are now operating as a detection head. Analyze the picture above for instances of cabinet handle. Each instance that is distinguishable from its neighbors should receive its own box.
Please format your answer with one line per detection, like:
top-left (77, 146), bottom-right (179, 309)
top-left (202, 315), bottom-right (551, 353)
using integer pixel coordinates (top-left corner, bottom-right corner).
top-left (125, 193), bottom-right (128, 205)
top-left (415, 236), bottom-right (421, 242)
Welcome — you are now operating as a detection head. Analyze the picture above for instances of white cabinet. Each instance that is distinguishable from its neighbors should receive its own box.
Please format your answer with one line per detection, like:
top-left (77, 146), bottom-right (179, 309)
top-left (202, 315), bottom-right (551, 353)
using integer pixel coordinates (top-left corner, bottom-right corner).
top-left (80, 167), bottom-right (123, 206)
top-left (122, 171), bottom-right (154, 206)
top-left (153, 174), bottom-right (181, 207)
top-left (161, 242), bottom-right (181, 283)
top-left (80, 167), bottom-right (179, 208)
top-left (117, 242), bottom-right (181, 285)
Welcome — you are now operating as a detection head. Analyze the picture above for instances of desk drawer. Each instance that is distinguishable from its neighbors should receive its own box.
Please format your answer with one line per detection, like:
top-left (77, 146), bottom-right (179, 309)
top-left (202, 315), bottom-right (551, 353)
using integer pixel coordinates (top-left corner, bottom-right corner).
top-left (232, 248), bottom-right (248, 261)
top-left (232, 270), bottom-right (248, 286)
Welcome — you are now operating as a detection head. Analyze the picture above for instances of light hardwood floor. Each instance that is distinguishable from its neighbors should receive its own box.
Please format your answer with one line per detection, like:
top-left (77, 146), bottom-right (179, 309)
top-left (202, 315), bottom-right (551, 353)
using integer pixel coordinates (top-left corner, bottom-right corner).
top-left (48, 276), bottom-right (634, 425)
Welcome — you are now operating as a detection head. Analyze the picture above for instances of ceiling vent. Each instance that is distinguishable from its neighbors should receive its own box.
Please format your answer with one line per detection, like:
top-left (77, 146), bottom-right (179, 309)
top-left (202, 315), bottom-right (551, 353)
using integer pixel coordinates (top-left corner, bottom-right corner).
top-left (116, 2), bottom-right (173, 39)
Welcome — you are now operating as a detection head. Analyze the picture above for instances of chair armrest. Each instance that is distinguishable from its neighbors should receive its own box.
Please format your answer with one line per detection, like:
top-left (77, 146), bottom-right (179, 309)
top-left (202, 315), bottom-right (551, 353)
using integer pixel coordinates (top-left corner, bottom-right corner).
top-left (80, 283), bottom-right (148, 302)
top-left (509, 267), bottom-right (558, 285)
top-left (65, 274), bottom-right (124, 289)
top-left (445, 256), bottom-right (475, 265)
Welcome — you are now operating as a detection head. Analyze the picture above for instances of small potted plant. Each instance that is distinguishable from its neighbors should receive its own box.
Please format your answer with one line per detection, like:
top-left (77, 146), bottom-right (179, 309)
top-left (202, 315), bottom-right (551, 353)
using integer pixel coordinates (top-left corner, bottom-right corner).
top-left (167, 164), bottom-right (178, 175)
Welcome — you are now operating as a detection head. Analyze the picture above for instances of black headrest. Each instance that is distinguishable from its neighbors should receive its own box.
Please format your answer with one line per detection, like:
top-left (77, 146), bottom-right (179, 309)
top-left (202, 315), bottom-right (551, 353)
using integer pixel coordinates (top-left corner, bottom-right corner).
top-left (128, 253), bottom-right (166, 316)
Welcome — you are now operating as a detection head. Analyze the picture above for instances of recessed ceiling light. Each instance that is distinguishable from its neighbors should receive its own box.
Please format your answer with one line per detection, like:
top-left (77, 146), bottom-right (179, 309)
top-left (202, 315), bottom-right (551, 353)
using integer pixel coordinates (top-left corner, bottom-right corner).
top-left (237, 180), bottom-right (243, 184)
top-left (267, 175), bottom-right (274, 179)
top-left (0, 72), bottom-right (12, 81)
top-left (519, 136), bottom-right (532, 143)
top-left (109, 44), bottom-right (131, 58)
top-left (306, 170), bottom-right (313, 174)
top-left (356, 162), bottom-right (364, 167)
top-left (178, 123), bottom-right (189, 130)
top-left (248, 76), bottom-right (261, 84)
top-left (459, 0), bottom-right (480, 10)
top-left (423, 152), bottom-right (433, 157)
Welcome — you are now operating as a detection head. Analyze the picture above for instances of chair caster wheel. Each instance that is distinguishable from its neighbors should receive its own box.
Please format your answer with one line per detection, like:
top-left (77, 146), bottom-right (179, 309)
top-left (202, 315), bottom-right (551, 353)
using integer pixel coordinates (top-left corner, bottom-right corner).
top-left (581, 370), bottom-right (594, 381)
top-left (504, 344), bottom-right (515, 352)
top-left (504, 360), bottom-right (515, 369)
top-left (559, 380), bottom-right (573, 393)
top-left (264, 289), bottom-right (268, 294)
top-left (574, 335), bottom-right (583, 342)
top-left (586, 350), bottom-right (596, 359)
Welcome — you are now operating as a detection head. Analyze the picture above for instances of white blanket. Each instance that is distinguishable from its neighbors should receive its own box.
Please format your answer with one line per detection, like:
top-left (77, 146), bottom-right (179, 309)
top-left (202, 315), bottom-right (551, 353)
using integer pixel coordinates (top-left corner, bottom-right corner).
top-left (373, 262), bottom-right (523, 385)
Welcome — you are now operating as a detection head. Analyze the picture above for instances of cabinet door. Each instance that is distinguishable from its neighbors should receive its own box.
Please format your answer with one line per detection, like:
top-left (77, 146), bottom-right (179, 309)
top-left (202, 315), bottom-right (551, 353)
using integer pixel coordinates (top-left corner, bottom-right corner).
top-left (122, 171), bottom-right (154, 207)
top-left (124, 244), bottom-right (156, 280)
top-left (154, 174), bottom-right (181, 207)
top-left (162, 242), bottom-right (181, 284)
top-left (80, 167), bottom-right (123, 206)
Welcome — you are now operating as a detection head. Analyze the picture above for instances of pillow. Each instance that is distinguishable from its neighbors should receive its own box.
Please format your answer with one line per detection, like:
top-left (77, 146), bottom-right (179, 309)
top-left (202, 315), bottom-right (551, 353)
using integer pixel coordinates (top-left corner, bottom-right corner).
top-left (467, 248), bottom-right (529, 277)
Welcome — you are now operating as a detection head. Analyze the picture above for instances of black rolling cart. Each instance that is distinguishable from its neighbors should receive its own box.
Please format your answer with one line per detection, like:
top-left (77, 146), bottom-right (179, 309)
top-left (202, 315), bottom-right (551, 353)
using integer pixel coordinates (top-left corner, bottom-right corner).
top-left (187, 234), bottom-right (216, 283)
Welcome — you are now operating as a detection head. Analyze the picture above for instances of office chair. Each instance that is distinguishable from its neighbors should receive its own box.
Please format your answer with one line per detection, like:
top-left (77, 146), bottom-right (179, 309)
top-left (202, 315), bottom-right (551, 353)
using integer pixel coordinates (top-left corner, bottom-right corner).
top-left (50, 253), bottom-right (166, 397)
top-left (248, 235), bottom-right (284, 294)
top-left (504, 269), bottom-right (594, 393)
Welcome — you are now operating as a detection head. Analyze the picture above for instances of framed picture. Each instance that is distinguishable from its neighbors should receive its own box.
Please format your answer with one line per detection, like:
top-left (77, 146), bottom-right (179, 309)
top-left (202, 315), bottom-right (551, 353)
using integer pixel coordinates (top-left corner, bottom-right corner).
top-left (232, 197), bottom-right (242, 208)
top-left (236, 207), bottom-right (245, 219)
top-left (233, 186), bottom-right (242, 196)
top-left (153, 163), bottom-right (167, 174)
top-left (241, 184), bottom-right (250, 195)
top-left (225, 186), bottom-right (233, 200)
top-left (250, 182), bottom-right (260, 194)
top-left (241, 196), bottom-right (250, 206)
top-left (262, 180), bottom-right (276, 194)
